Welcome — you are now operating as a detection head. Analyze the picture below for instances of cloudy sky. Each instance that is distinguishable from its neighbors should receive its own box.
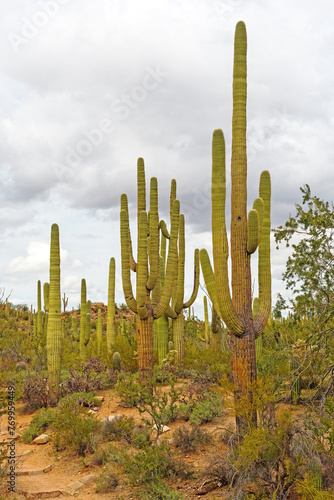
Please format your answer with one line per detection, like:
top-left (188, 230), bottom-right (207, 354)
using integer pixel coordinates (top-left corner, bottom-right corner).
top-left (1, 0), bottom-right (334, 317)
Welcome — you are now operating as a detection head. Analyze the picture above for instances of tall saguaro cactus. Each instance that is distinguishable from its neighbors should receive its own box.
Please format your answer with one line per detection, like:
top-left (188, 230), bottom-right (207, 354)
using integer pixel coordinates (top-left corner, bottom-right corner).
top-left (36, 280), bottom-right (43, 342)
top-left (120, 159), bottom-right (179, 383)
top-left (200, 21), bottom-right (271, 432)
top-left (79, 278), bottom-right (90, 362)
top-left (107, 257), bottom-right (116, 351)
top-left (46, 223), bottom-right (62, 406)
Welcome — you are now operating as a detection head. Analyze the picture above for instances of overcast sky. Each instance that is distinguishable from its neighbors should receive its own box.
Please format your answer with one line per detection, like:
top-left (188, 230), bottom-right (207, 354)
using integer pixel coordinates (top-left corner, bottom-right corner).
top-left (1, 0), bottom-right (334, 317)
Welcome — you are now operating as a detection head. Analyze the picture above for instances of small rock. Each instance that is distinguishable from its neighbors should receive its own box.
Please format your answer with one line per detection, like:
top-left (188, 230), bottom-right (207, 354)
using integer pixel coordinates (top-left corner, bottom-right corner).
top-left (80, 474), bottom-right (97, 485)
top-left (43, 464), bottom-right (52, 473)
top-left (17, 450), bottom-right (34, 458)
top-left (32, 433), bottom-right (49, 444)
top-left (62, 480), bottom-right (84, 495)
top-left (95, 396), bottom-right (104, 402)
top-left (102, 414), bottom-right (123, 424)
top-left (152, 424), bottom-right (170, 433)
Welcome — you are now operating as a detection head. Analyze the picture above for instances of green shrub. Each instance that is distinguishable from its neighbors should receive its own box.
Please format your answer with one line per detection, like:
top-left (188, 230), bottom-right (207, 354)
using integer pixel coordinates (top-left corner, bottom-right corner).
top-left (139, 479), bottom-right (186, 499)
top-left (95, 467), bottom-right (119, 493)
top-left (21, 408), bottom-right (55, 443)
top-left (52, 395), bottom-right (101, 456)
top-left (124, 444), bottom-right (192, 486)
top-left (306, 397), bottom-right (334, 455)
top-left (296, 473), bottom-right (333, 499)
top-left (207, 409), bottom-right (324, 499)
top-left (116, 373), bottom-right (181, 442)
top-left (116, 372), bottom-right (142, 407)
top-left (91, 443), bottom-right (128, 466)
top-left (173, 425), bottom-right (211, 453)
top-left (113, 335), bottom-right (137, 373)
top-left (178, 391), bottom-right (222, 425)
top-left (58, 391), bottom-right (100, 408)
top-left (102, 415), bottom-right (135, 443)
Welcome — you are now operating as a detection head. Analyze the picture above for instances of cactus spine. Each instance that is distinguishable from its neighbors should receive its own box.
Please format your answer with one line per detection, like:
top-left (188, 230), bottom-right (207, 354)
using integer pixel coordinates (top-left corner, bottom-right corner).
top-left (120, 159), bottom-right (180, 383)
top-left (200, 22), bottom-right (271, 432)
top-left (107, 257), bottom-right (116, 350)
top-left (46, 223), bottom-right (62, 406)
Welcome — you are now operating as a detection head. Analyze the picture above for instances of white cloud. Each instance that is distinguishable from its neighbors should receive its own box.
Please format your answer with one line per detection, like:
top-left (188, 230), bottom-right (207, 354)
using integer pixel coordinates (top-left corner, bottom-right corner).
top-left (6, 241), bottom-right (68, 275)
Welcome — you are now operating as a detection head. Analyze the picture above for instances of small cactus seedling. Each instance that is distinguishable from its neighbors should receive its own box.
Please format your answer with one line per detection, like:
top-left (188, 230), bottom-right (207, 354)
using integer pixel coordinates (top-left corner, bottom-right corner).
top-left (113, 351), bottom-right (121, 371)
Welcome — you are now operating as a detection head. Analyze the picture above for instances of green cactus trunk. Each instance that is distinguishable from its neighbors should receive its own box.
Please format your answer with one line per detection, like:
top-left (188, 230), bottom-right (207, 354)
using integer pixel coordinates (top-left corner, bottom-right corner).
top-left (46, 223), bottom-right (62, 407)
top-left (200, 22), bottom-right (271, 433)
top-left (37, 280), bottom-right (43, 341)
top-left (136, 315), bottom-right (154, 381)
top-left (97, 309), bottom-right (102, 356)
top-left (203, 296), bottom-right (210, 348)
top-left (43, 282), bottom-right (50, 312)
top-left (157, 314), bottom-right (169, 364)
top-left (113, 351), bottom-right (121, 371)
top-left (211, 306), bottom-right (222, 349)
top-left (172, 312), bottom-right (184, 360)
top-left (79, 279), bottom-right (88, 363)
top-left (107, 257), bottom-right (116, 351)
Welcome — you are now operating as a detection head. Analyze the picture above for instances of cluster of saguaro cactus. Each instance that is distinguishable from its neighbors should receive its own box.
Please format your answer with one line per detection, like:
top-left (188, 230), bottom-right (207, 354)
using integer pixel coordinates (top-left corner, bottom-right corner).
top-left (200, 21), bottom-right (271, 432)
top-left (120, 159), bottom-right (180, 382)
top-left (46, 223), bottom-right (62, 406)
top-left (157, 180), bottom-right (199, 361)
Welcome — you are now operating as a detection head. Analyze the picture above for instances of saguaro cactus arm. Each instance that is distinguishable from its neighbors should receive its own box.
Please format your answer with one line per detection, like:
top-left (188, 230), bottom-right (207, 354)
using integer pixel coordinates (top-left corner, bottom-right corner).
top-left (247, 209), bottom-right (259, 254)
top-left (43, 282), bottom-right (50, 312)
top-left (254, 170), bottom-right (271, 335)
top-left (120, 200), bottom-right (138, 314)
top-left (147, 177), bottom-right (159, 291)
top-left (153, 199), bottom-right (180, 318)
top-left (183, 248), bottom-right (200, 309)
top-left (201, 129), bottom-right (244, 335)
top-left (174, 214), bottom-right (185, 315)
top-left (120, 194), bottom-right (137, 272)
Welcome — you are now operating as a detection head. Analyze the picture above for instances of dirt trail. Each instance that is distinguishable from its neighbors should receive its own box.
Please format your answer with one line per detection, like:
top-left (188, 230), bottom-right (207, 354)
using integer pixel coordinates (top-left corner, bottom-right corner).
top-left (1, 387), bottom-right (233, 499)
